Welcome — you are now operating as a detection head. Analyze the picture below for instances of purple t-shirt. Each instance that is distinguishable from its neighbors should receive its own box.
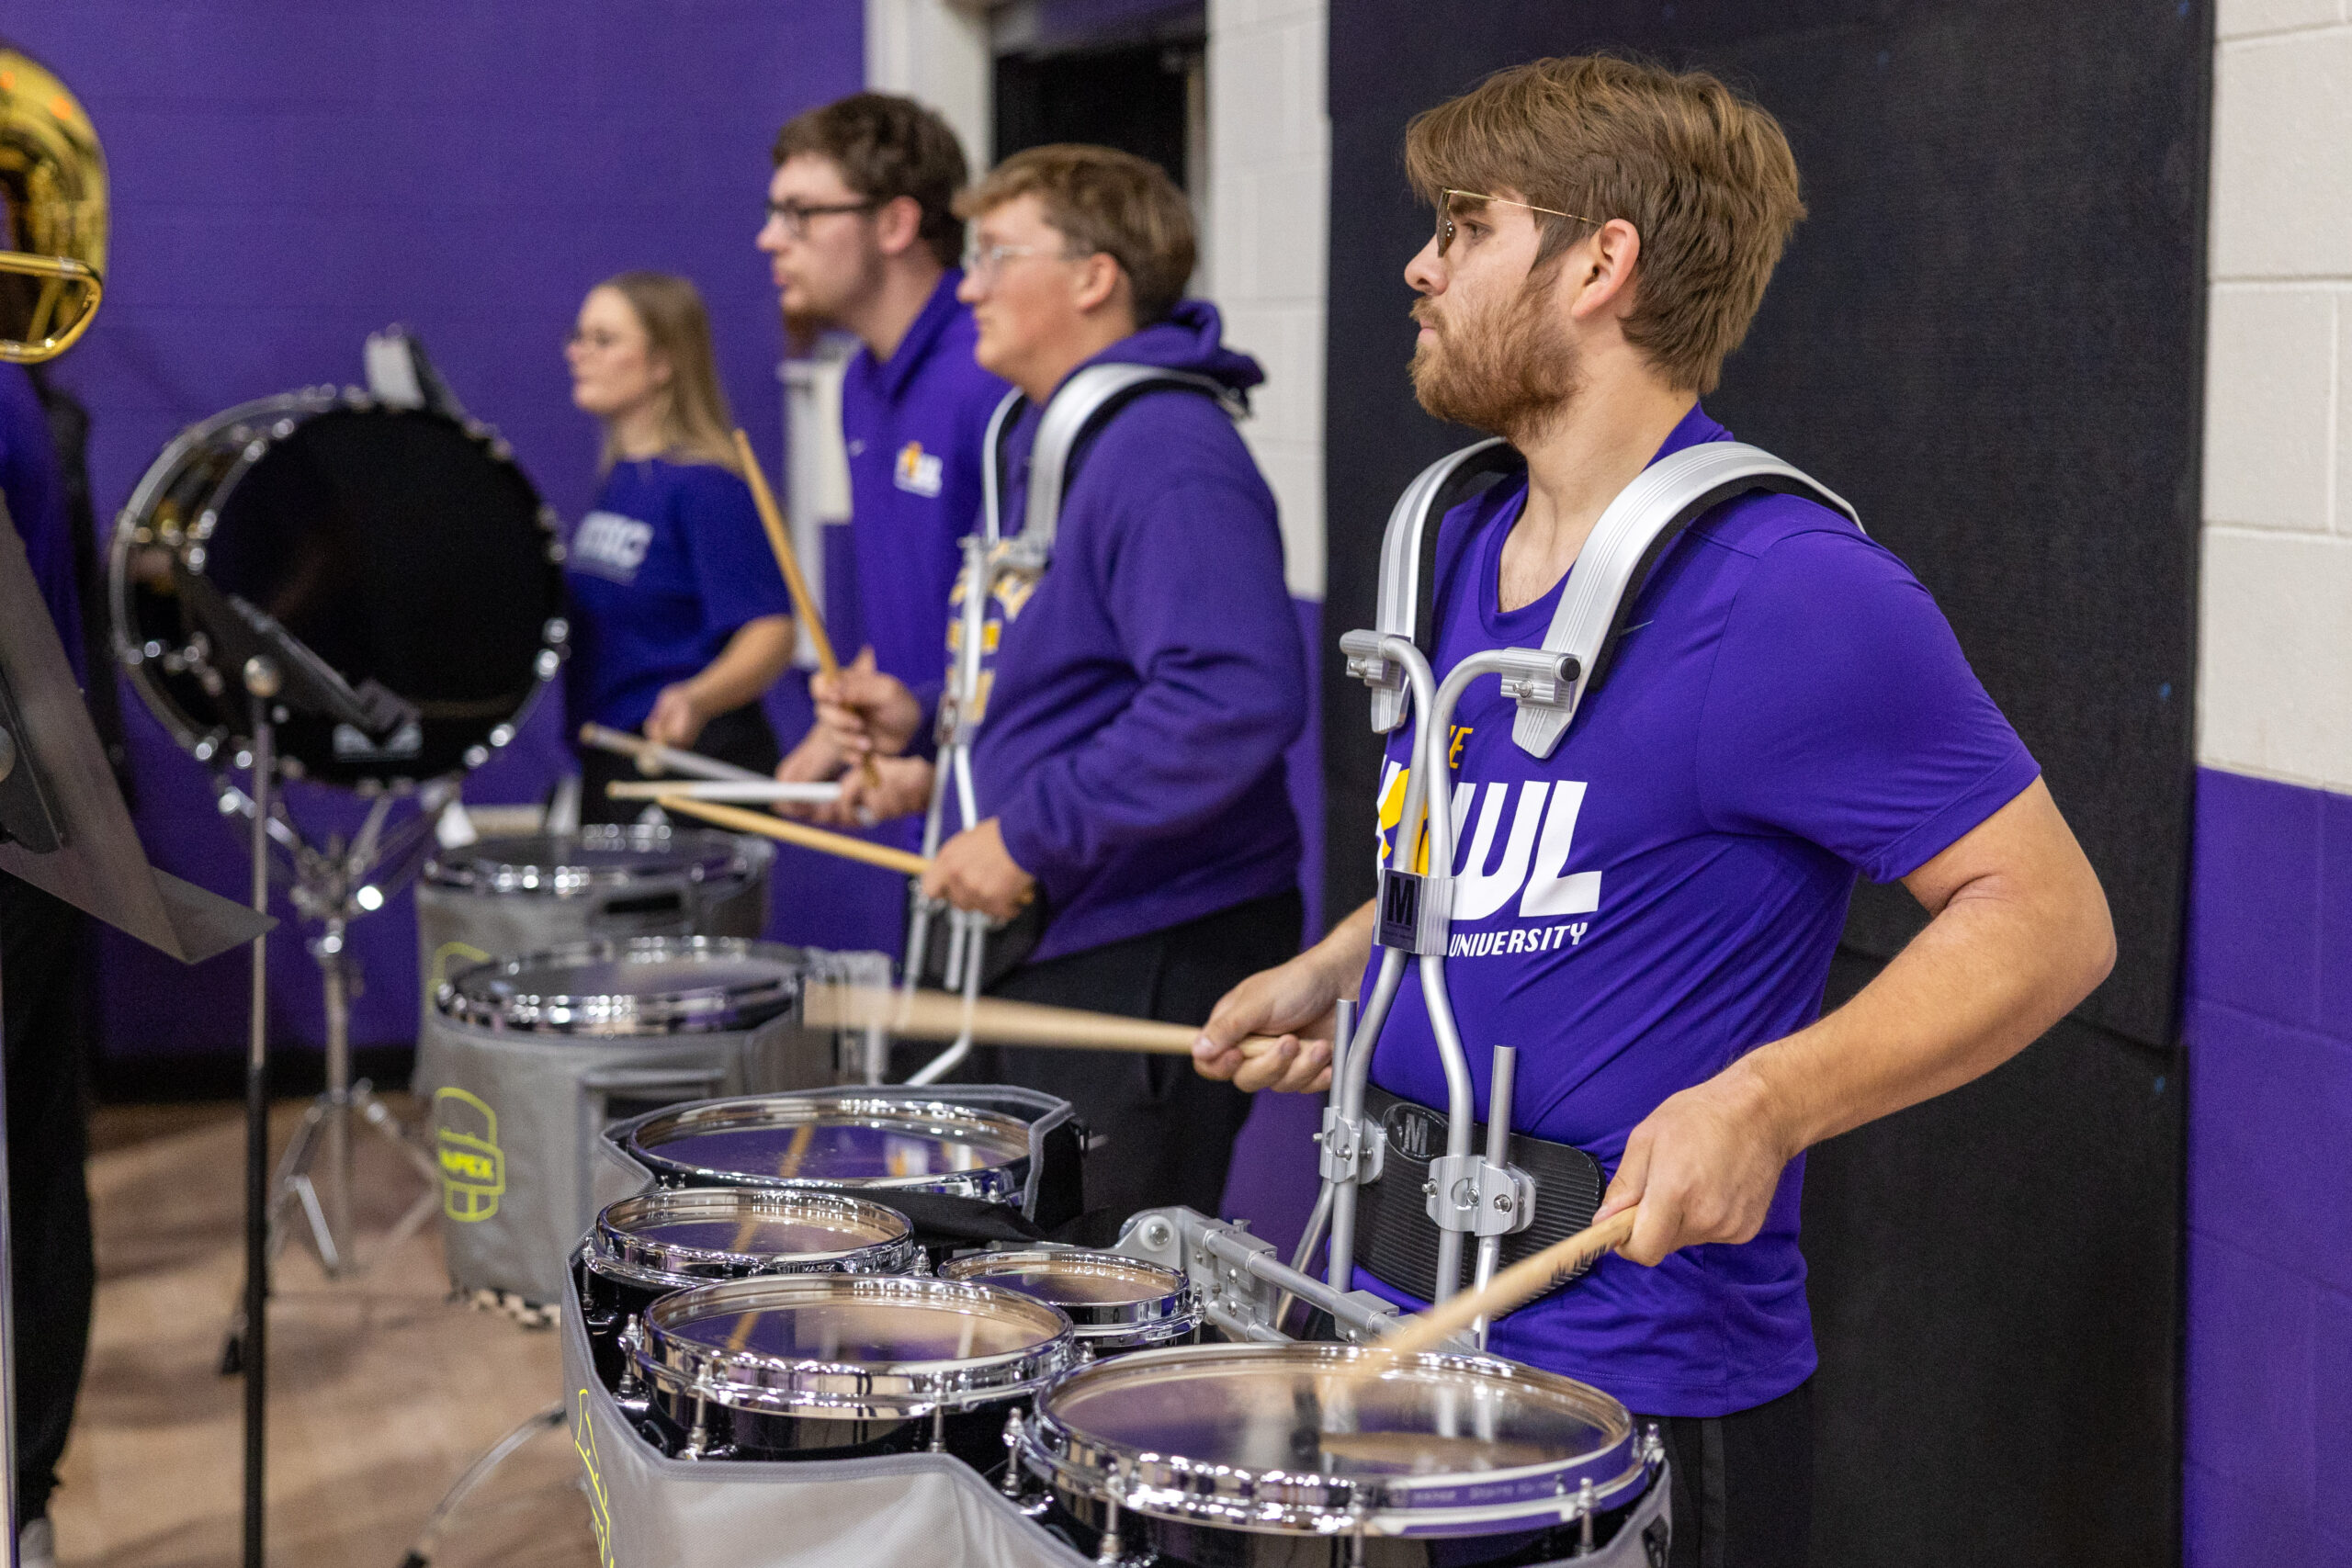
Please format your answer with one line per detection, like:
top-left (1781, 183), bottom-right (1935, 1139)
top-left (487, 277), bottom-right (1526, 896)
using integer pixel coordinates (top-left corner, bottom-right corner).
top-left (562, 457), bottom-right (791, 734)
top-left (837, 270), bottom-right (1009, 700)
top-left (1358, 404), bottom-right (2040, 1417)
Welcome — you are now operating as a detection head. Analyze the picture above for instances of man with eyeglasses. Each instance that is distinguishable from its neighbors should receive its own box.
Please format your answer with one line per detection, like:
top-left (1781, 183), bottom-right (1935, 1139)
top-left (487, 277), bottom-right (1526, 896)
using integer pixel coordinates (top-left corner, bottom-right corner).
top-left (759, 94), bottom-right (1008, 818)
top-left (813, 145), bottom-right (1308, 1224)
top-left (1190, 57), bottom-right (2115, 1567)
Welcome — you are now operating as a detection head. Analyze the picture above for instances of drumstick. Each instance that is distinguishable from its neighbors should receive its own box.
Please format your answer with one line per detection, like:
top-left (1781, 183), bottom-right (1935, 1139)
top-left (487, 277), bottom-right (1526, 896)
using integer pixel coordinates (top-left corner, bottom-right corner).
top-left (731, 427), bottom-right (883, 797)
top-left (605, 779), bottom-right (843, 805)
top-left (803, 980), bottom-right (1286, 1061)
top-left (732, 428), bottom-right (837, 674)
top-left (1369, 1207), bottom-right (1641, 1359)
top-left (576, 722), bottom-right (764, 783)
top-left (656, 795), bottom-right (929, 875)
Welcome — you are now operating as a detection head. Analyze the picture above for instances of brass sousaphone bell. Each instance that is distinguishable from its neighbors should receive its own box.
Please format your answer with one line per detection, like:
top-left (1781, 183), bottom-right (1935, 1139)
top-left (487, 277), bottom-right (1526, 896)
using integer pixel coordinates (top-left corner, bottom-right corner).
top-left (0, 41), bottom-right (104, 363)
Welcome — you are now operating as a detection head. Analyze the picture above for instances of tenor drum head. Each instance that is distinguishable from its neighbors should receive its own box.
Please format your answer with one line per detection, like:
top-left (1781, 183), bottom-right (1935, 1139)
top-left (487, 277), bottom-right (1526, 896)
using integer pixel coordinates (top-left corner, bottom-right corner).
top-left (940, 1249), bottom-right (1198, 1348)
top-left (439, 936), bottom-right (801, 1035)
top-left (424, 825), bottom-right (765, 897)
top-left (592, 1188), bottom-right (918, 1287)
top-left (111, 393), bottom-right (563, 787)
top-left (1027, 1342), bottom-right (1645, 1537)
top-left (622, 1095), bottom-right (1033, 1204)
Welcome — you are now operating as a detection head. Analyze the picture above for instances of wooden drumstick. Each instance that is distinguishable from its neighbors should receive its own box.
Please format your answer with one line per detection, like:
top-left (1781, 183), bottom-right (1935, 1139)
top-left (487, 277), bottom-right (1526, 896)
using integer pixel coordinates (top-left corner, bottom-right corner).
top-left (733, 428), bottom-right (836, 674)
top-left (1370, 1207), bottom-right (1642, 1359)
top-left (655, 794), bottom-right (928, 875)
top-left (732, 427), bottom-right (883, 795)
top-left (802, 980), bottom-right (1288, 1062)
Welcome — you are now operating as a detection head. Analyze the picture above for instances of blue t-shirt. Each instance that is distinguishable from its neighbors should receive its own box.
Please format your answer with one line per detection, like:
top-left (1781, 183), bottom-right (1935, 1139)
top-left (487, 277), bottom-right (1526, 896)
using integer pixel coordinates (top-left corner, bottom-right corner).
top-left (1359, 404), bottom-right (2041, 1417)
top-left (562, 457), bottom-right (791, 734)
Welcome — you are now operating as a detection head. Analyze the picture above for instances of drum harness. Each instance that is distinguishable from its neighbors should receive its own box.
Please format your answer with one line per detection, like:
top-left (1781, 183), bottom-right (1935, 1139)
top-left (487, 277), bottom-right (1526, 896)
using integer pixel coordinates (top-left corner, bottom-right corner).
top-left (900, 365), bottom-right (1244, 1087)
top-left (1296, 435), bottom-right (1861, 1344)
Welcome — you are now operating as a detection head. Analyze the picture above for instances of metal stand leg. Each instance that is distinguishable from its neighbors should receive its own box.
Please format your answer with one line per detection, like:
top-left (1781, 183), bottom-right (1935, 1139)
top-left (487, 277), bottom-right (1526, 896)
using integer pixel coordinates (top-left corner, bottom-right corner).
top-left (396, 1401), bottom-right (565, 1568)
top-left (243, 675), bottom-right (277, 1568)
top-left (321, 925), bottom-right (353, 1270)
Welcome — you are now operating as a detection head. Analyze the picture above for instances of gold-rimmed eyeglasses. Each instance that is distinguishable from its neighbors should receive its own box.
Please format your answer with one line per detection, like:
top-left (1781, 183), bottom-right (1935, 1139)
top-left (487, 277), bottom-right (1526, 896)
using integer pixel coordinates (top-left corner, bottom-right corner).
top-left (1435, 188), bottom-right (1602, 258)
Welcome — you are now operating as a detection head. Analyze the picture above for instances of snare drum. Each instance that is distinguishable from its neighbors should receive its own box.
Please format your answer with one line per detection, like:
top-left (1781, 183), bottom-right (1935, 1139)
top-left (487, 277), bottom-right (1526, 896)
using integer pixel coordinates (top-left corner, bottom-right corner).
top-left (1015, 1342), bottom-right (1666, 1566)
top-left (416, 937), bottom-right (838, 1304)
top-left (580, 1188), bottom-right (921, 1386)
top-left (623, 1274), bottom-right (1076, 1471)
top-left (939, 1249), bottom-right (1201, 1357)
top-left (417, 825), bottom-right (773, 1003)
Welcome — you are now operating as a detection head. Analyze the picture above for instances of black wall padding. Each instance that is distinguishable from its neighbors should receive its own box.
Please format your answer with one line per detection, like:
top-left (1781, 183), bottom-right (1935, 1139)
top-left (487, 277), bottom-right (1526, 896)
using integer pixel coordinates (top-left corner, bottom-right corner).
top-left (1322, 0), bottom-right (2208, 1050)
top-left (1322, 6), bottom-right (2202, 1565)
top-left (1806, 953), bottom-right (2183, 1568)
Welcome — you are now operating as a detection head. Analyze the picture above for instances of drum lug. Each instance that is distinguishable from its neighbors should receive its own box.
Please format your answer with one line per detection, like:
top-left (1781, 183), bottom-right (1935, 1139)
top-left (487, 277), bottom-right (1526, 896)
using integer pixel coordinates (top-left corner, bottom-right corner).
top-left (929, 1405), bottom-right (948, 1453)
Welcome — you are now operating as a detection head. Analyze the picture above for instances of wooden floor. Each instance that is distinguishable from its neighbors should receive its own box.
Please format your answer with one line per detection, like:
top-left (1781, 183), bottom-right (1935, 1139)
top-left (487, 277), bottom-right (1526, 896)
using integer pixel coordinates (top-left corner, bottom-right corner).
top-left (51, 1098), bottom-right (600, 1568)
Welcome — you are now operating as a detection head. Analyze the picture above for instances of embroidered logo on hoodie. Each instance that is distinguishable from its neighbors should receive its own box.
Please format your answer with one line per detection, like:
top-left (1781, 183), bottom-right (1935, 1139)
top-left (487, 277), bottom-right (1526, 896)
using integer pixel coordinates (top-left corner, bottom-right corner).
top-left (894, 440), bottom-right (944, 497)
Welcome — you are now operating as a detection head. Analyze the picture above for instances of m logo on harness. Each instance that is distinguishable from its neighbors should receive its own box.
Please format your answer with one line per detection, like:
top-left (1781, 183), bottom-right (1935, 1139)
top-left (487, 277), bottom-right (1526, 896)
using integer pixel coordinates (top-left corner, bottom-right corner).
top-left (435, 1087), bottom-right (505, 1222)
top-left (1385, 1100), bottom-right (1446, 1162)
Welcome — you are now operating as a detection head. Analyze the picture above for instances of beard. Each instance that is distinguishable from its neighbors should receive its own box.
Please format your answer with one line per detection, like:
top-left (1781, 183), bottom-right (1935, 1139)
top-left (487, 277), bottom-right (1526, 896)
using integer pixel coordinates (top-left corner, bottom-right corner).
top-left (1408, 269), bottom-right (1582, 443)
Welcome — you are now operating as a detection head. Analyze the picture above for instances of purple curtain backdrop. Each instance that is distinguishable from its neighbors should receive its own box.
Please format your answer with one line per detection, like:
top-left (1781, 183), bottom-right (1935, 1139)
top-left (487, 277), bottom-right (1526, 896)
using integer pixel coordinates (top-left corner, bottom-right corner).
top-left (5, 2), bottom-right (864, 1069)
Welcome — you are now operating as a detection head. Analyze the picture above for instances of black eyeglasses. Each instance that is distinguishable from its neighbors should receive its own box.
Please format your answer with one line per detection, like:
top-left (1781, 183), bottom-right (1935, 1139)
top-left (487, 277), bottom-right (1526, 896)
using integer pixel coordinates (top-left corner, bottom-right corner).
top-left (764, 197), bottom-right (881, 238)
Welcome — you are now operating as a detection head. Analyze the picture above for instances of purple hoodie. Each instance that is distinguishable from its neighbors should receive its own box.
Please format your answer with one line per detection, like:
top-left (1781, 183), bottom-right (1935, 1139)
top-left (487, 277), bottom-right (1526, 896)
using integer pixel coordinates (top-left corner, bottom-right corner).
top-left (971, 301), bottom-right (1306, 963)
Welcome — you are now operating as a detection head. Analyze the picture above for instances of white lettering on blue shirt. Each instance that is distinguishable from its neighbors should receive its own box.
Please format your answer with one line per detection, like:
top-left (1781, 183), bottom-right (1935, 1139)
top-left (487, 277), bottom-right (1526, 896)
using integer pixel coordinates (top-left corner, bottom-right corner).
top-left (571, 510), bottom-right (653, 583)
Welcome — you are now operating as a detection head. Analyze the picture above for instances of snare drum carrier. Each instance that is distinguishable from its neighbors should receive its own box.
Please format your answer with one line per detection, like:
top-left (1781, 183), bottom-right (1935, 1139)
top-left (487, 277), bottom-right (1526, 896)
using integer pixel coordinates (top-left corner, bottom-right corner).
top-left (415, 825), bottom-right (773, 1003)
top-left (898, 367), bottom-right (1244, 1085)
top-left (418, 936), bottom-right (844, 1304)
top-left (1321, 438), bottom-right (1860, 1323)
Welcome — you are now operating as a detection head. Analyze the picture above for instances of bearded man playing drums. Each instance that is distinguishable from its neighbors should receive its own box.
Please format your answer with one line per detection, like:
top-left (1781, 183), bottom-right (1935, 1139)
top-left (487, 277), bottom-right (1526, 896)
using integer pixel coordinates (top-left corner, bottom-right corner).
top-left (1193, 56), bottom-right (2115, 1568)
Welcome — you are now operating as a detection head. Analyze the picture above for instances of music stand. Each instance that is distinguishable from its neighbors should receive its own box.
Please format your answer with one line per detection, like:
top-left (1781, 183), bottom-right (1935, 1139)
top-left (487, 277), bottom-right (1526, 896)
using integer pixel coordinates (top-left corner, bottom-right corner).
top-left (0, 514), bottom-right (270, 1565)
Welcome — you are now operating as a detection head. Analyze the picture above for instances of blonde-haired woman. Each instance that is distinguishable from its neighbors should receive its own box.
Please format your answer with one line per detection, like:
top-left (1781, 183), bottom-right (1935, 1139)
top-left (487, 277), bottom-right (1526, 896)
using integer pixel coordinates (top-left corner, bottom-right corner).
top-left (563, 271), bottom-right (793, 822)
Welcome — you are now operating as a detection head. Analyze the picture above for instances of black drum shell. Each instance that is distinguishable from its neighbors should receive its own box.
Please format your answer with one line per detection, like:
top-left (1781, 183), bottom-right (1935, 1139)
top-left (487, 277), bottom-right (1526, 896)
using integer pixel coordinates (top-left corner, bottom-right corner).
top-left (109, 397), bottom-right (563, 788)
top-left (635, 1393), bottom-right (1028, 1475)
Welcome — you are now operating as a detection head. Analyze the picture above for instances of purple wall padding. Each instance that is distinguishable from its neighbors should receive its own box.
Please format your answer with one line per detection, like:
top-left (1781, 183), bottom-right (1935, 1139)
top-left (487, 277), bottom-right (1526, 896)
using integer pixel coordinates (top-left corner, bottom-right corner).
top-left (6, 4), bottom-right (864, 1066)
top-left (2183, 767), bottom-right (2352, 1564)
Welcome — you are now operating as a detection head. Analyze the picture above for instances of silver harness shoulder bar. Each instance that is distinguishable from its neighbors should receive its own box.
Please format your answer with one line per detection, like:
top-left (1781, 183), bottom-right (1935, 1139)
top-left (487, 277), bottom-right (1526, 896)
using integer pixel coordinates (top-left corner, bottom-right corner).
top-left (982, 363), bottom-right (1239, 558)
top-left (1351, 436), bottom-right (1860, 752)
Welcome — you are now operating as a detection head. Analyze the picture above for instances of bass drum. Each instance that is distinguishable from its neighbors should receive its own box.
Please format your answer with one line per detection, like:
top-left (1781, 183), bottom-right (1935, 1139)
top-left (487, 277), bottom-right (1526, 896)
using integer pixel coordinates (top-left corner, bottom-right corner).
top-left (109, 389), bottom-right (565, 788)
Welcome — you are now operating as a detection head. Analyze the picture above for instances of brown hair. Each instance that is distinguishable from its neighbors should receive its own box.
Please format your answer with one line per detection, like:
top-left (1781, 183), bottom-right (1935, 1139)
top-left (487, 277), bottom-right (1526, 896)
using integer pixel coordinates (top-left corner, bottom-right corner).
top-left (957, 144), bottom-right (1194, 327)
top-left (1405, 55), bottom-right (1804, 394)
top-left (774, 93), bottom-right (969, 270)
top-left (593, 271), bottom-right (739, 472)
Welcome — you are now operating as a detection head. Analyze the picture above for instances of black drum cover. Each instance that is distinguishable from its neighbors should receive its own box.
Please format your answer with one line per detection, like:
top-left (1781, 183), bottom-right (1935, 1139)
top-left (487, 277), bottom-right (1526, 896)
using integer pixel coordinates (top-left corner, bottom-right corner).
top-left (112, 395), bottom-right (564, 788)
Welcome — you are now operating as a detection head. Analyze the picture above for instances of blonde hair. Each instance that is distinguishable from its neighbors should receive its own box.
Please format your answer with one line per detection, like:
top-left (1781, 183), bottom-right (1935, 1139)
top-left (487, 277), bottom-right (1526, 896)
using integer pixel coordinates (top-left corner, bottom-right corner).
top-left (1406, 55), bottom-right (1805, 395)
top-left (956, 144), bottom-right (1195, 326)
top-left (592, 271), bottom-right (740, 471)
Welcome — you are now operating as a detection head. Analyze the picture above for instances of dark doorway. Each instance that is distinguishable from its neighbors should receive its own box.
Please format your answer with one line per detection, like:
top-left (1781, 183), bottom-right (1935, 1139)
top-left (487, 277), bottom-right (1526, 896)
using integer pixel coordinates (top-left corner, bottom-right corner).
top-left (994, 36), bottom-right (1200, 187)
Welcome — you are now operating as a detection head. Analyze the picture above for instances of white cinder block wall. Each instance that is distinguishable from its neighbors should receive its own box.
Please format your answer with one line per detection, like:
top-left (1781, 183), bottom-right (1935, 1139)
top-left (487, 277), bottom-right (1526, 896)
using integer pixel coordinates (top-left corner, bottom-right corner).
top-left (1205, 0), bottom-right (1330, 599)
top-left (2200, 0), bottom-right (2352, 790)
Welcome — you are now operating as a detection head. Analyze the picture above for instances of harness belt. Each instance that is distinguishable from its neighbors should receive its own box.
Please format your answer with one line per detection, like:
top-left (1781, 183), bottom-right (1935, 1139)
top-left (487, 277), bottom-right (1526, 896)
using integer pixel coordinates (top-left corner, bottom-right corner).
top-left (1356, 1084), bottom-right (1604, 1305)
